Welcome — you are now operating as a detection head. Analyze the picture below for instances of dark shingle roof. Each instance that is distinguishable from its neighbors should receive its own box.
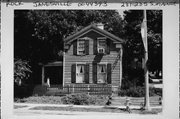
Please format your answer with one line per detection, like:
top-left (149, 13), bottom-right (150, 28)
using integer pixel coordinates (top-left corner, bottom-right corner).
top-left (64, 24), bottom-right (124, 44)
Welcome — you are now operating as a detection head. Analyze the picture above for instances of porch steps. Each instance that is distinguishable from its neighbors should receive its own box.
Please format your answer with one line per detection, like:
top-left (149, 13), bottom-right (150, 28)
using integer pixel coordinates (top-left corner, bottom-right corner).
top-left (109, 96), bottom-right (162, 106)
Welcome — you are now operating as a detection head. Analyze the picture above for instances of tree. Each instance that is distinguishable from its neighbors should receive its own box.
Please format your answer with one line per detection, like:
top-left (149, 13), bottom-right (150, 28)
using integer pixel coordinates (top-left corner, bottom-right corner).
top-left (14, 58), bottom-right (31, 86)
top-left (122, 10), bottom-right (162, 87)
top-left (14, 10), bottom-right (124, 85)
top-left (15, 10), bottom-right (124, 63)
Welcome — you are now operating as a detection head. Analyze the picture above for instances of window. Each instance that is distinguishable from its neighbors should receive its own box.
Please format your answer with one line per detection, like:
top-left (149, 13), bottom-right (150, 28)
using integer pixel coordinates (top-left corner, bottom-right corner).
top-left (76, 64), bottom-right (85, 83)
top-left (97, 64), bottom-right (107, 83)
top-left (98, 38), bottom-right (106, 54)
top-left (77, 39), bottom-right (85, 55)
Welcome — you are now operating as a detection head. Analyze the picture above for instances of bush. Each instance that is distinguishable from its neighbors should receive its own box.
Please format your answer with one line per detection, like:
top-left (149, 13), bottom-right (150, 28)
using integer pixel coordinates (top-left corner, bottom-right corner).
top-left (15, 96), bottom-right (63, 104)
top-left (118, 87), bottom-right (162, 97)
top-left (61, 93), bottom-right (107, 105)
top-left (14, 94), bottom-right (108, 105)
top-left (32, 85), bottom-right (48, 96)
top-left (14, 58), bottom-right (32, 86)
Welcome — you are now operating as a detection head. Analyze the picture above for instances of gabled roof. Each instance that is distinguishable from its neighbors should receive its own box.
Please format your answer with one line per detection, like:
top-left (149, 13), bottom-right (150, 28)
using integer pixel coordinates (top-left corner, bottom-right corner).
top-left (64, 24), bottom-right (124, 44)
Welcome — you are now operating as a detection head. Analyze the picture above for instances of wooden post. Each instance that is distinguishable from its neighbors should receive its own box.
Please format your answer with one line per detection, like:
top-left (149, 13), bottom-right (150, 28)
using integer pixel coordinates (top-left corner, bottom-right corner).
top-left (72, 84), bottom-right (74, 93)
top-left (119, 47), bottom-right (123, 87)
top-left (42, 66), bottom-right (45, 85)
top-left (88, 85), bottom-right (90, 95)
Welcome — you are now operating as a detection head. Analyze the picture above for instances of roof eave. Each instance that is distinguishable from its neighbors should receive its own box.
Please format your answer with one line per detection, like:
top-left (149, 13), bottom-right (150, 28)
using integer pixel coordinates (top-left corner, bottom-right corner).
top-left (64, 24), bottom-right (124, 44)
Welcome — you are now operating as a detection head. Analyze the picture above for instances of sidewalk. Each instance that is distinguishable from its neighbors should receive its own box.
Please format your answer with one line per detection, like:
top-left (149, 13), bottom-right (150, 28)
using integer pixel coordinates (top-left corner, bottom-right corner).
top-left (14, 103), bottom-right (162, 115)
top-left (14, 102), bottom-right (162, 109)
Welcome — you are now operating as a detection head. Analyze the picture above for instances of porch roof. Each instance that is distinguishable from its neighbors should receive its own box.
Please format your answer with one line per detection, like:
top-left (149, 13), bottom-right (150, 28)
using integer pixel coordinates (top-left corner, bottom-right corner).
top-left (39, 61), bottom-right (63, 67)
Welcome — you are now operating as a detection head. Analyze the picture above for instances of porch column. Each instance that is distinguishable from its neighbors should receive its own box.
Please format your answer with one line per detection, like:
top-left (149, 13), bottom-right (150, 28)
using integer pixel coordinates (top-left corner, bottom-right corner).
top-left (119, 47), bottom-right (123, 87)
top-left (42, 66), bottom-right (45, 85)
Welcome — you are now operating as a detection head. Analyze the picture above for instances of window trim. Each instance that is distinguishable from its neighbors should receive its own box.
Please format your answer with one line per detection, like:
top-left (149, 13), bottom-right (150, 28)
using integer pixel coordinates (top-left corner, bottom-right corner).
top-left (97, 62), bottom-right (108, 84)
top-left (97, 37), bottom-right (107, 54)
top-left (77, 38), bottom-right (85, 55)
top-left (75, 62), bottom-right (86, 84)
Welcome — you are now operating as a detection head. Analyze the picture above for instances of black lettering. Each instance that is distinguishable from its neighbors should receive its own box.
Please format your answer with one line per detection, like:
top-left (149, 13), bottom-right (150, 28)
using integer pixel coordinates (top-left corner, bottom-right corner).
top-left (121, 2), bottom-right (125, 7)
top-left (98, 2), bottom-right (102, 7)
top-left (66, 1), bottom-right (72, 6)
top-left (150, 2), bottom-right (154, 6)
top-left (33, 2), bottom-right (38, 7)
top-left (94, 2), bottom-right (98, 6)
top-left (143, 2), bottom-right (148, 6)
top-left (86, 2), bottom-right (94, 6)
top-left (139, 2), bottom-right (142, 6)
top-left (103, 1), bottom-right (107, 7)
top-left (6, 1), bottom-right (23, 7)
top-left (134, 2), bottom-right (138, 7)
top-left (125, 3), bottom-right (129, 7)
top-left (78, 2), bottom-right (84, 7)
top-left (155, 3), bottom-right (160, 6)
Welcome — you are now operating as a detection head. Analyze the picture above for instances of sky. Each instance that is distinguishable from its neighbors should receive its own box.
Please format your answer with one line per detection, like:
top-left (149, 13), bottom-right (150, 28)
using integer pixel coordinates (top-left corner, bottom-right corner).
top-left (117, 10), bottom-right (126, 19)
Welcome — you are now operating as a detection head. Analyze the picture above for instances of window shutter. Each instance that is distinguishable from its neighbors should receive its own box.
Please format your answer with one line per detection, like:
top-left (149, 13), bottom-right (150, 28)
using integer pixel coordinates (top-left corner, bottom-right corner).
top-left (73, 40), bottom-right (77, 55)
top-left (106, 40), bottom-right (110, 54)
top-left (85, 64), bottom-right (89, 84)
top-left (93, 39), bottom-right (97, 55)
top-left (85, 40), bottom-right (89, 55)
top-left (107, 63), bottom-right (111, 84)
top-left (93, 63), bottom-right (97, 84)
top-left (71, 64), bottom-right (76, 83)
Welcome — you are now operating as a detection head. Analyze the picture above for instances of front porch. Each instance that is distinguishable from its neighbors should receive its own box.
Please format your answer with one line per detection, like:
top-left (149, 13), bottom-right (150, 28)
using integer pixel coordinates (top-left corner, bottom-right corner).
top-left (40, 61), bottom-right (63, 87)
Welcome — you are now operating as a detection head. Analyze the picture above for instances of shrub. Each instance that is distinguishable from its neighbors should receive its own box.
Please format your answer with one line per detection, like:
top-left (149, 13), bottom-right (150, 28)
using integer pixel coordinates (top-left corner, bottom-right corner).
top-left (14, 58), bottom-right (32, 86)
top-left (118, 87), bottom-right (162, 97)
top-left (61, 93), bottom-right (107, 105)
top-left (32, 85), bottom-right (48, 96)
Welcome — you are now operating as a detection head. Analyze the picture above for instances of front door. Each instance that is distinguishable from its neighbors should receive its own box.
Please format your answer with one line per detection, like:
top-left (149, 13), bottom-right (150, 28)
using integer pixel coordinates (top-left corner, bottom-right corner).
top-left (76, 64), bottom-right (85, 83)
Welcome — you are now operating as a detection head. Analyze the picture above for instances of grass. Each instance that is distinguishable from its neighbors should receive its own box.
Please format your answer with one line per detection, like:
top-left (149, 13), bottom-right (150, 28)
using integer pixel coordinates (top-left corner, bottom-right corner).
top-left (30, 106), bottom-right (162, 114)
top-left (15, 96), bottom-right (63, 104)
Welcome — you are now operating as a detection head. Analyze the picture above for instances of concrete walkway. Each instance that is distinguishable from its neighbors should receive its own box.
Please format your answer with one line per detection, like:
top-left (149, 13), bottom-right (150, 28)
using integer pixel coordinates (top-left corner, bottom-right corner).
top-left (14, 103), bottom-right (162, 109)
top-left (14, 103), bottom-right (162, 117)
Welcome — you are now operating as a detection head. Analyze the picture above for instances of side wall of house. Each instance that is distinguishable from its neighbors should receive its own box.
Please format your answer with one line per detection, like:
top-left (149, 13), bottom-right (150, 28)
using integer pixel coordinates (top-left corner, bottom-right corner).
top-left (64, 31), bottom-right (122, 87)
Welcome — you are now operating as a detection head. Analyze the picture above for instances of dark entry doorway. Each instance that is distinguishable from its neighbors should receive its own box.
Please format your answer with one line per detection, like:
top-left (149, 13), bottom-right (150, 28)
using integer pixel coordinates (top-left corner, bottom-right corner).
top-left (44, 66), bottom-right (63, 85)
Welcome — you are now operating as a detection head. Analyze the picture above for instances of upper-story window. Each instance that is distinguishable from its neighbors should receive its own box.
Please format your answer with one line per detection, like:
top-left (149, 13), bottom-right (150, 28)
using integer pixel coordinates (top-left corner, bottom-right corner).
top-left (77, 39), bottom-right (85, 55)
top-left (98, 37), bottom-right (106, 54)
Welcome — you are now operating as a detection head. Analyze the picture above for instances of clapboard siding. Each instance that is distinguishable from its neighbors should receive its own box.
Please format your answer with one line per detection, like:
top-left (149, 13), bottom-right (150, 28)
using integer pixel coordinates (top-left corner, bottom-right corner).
top-left (64, 30), bottom-right (123, 88)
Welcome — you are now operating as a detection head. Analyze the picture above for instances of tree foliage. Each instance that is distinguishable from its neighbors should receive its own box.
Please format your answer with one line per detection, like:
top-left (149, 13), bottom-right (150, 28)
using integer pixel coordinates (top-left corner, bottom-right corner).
top-left (14, 10), bottom-right (162, 87)
top-left (14, 10), bottom-right (124, 64)
top-left (14, 10), bottom-right (124, 84)
top-left (14, 59), bottom-right (32, 86)
top-left (122, 10), bottom-right (162, 87)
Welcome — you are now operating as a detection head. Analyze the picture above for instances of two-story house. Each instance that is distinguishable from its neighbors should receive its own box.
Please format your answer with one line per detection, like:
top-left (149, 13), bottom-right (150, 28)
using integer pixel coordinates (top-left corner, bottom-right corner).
top-left (63, 23), bottom-right (124, 94)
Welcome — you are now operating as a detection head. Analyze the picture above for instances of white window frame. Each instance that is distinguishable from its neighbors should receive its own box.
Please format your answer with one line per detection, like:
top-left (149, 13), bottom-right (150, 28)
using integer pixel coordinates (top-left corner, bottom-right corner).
top-left (97, 37), bottom-right (106, 54)
top-left (97, 63), bottom-right (107, 84)
top-left (76, 62), bottom-right (86, 83)
top-left (77, 38), bottom-right (86, 55)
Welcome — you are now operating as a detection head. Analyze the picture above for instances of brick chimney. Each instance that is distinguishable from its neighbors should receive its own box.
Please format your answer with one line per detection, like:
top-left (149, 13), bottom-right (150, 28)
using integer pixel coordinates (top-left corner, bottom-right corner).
top-left (96, 23), bottom-right (104, 30)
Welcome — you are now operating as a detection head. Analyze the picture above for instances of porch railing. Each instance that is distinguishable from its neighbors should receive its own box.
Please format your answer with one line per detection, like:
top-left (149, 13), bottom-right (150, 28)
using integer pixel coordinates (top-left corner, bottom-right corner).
top-left (47, 84), bottom-right (116, 95)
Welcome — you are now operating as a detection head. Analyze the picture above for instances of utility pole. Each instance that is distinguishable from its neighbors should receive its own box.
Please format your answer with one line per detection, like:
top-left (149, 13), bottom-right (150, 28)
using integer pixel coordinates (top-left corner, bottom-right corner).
top-left (141, 10), bottom-right (151, 111)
